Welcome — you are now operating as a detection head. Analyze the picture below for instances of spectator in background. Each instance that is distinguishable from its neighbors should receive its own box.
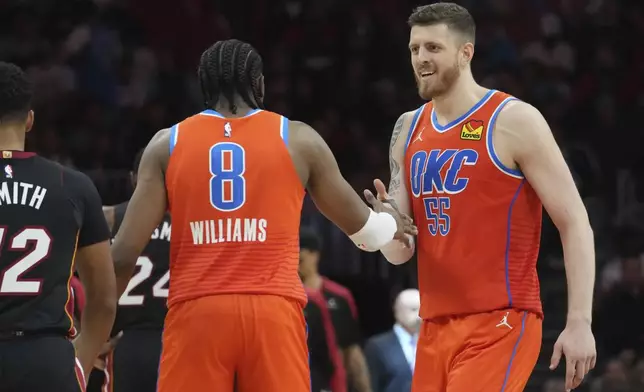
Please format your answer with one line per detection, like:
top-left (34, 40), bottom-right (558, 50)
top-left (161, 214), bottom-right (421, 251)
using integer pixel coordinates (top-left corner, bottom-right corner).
top-left (542, 378), bottom-right (566, 392)
top-left (594, 248), bottom-right (644, 359)
top-left (300, 228), bottom-right (372, 392)
top-left (590, 358), bottom-right (632, 392)
top-left (364, 289), bottom-right (420, 392)
top-left (305, 288), bottom-right (338, 392)
top-left (630, 358), bottom-right (644, 390)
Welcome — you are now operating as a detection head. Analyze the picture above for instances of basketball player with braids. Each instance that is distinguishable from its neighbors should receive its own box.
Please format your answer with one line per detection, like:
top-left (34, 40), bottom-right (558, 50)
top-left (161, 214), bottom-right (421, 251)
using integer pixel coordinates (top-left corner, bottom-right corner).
top-left (110, 39), bottom-right (417, 392)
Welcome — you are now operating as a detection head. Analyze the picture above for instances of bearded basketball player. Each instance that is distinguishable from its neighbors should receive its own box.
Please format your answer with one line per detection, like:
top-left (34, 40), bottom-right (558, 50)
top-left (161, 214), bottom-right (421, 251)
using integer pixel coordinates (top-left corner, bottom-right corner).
top-left (369, 4), bottom-right (597, 392)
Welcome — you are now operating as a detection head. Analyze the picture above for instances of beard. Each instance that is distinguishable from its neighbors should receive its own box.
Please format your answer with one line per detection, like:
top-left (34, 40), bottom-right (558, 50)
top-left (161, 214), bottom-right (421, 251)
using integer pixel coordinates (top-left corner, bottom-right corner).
top-left (416, 60), bottom-right (461, 100)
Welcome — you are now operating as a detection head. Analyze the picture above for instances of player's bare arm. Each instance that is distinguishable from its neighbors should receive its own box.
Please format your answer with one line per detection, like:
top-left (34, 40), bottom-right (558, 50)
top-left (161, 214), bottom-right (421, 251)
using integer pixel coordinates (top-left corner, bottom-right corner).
top-left (74, 240), bottom-right (117, 376)
top-left (102, 205), bottom-right (115, 232)
top-left (111, 129), bottom-right (170, 297)
top-left (494, 101), bottom-right (596, 389)
top-left (70, 171), bottom-right (118, 378)
top-left (288, 120), bottom-right (417, 251)
top-left (375, 111), bottom-right (417, 264)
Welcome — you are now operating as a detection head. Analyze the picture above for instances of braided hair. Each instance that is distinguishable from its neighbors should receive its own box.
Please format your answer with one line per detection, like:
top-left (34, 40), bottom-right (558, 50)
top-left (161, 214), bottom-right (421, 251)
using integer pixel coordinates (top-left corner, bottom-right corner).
top-left (198, 39), bottom-right (265, 114)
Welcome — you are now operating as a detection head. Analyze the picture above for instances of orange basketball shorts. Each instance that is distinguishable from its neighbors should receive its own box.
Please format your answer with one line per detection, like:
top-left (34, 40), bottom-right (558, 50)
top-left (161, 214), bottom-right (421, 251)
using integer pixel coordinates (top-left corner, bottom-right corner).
top-left (157, 294), bottom-right (311, 392)
top-left (412, 309), bottom-right (542, 392)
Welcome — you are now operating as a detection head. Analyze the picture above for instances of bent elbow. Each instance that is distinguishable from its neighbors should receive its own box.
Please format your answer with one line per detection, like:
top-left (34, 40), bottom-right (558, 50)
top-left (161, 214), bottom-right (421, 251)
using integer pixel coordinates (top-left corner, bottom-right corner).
top-left (86, 292), bottom-right (117, 317)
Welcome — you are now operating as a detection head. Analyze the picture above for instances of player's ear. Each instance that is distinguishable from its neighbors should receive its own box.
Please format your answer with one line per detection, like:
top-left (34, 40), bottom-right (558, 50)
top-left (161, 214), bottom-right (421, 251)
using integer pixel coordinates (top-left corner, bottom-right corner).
top-left (461, 42), bottom-right (474, 67)
top-left (25, 110), bottom-right (34, 133)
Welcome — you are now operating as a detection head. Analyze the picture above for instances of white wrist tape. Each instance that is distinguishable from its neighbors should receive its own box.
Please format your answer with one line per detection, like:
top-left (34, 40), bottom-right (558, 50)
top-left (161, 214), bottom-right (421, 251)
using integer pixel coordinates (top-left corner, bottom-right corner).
top-left (349, 209), bottom-right (397, 252)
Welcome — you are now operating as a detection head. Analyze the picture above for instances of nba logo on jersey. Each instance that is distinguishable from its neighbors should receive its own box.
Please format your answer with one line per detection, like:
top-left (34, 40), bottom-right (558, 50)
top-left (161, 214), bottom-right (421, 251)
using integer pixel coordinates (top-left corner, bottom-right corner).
top-left (4, 165), bottom-right (13, 179)
top-left (224, 122), bottom-right (232, 137)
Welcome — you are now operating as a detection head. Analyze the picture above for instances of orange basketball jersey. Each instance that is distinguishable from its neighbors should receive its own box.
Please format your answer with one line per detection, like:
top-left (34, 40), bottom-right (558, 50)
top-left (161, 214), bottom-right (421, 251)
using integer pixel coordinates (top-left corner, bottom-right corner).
top-left (165, 109), bottom-right (306, 308)
top-left (404, 90), bottom-right (543, 320)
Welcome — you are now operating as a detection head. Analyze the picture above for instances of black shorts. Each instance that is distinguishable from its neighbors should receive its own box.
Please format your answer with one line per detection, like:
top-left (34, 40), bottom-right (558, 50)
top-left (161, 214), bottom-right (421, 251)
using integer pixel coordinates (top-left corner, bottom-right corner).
top-left (0, 335), bottom-right (84, 392)
top-left (87, 330), bottom-right (162, 392)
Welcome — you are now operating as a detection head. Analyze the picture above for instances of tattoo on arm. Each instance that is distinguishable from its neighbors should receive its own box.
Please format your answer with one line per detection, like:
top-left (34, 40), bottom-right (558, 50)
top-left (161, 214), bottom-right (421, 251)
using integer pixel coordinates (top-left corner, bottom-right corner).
top-left (388, 114), bottom-right (405, 192)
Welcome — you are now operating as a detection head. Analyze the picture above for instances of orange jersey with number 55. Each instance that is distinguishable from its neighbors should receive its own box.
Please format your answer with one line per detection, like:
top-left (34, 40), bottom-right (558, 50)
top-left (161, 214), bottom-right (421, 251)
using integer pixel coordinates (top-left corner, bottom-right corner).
top-left (404, 90), bottom-right (543, 320)
top-left (165, 109), bottom-right (306, 308)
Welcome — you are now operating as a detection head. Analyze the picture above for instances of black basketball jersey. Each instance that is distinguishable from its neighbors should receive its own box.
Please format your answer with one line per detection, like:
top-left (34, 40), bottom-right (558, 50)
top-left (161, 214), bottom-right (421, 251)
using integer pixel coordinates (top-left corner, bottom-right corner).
top-left (112, 202), bottom-right (170, 333)
top-left (0, 151), bottom-right (110, 336)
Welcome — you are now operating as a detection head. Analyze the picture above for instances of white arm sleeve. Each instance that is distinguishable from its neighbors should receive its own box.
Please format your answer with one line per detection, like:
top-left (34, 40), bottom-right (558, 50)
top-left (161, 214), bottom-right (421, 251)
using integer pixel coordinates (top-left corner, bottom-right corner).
top-left (349, 209), bottom-right (397, 252)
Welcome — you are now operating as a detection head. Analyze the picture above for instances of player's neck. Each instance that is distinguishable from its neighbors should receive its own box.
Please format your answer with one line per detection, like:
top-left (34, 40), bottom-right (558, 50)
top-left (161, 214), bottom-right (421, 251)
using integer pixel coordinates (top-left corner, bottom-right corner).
top-left (0, 129), bottom-right (26, 152)
top-left (212, 98), bottom-right (256, 118)
top-left (431, 73), bottom-right (487, 124)
top-left (302, 274), bottom-right (323, 291)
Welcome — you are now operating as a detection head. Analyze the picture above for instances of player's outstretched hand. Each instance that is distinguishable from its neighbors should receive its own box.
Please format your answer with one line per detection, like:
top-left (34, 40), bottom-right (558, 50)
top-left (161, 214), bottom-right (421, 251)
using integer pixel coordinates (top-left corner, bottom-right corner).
top-left (549, 319), bottom-right (596, 391)
top-left (364, 179), bottom-right (417, 247)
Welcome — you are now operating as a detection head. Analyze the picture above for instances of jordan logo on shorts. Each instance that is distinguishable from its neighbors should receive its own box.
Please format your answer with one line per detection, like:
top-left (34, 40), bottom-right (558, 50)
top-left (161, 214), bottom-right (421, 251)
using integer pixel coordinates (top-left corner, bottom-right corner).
top-left (496, 312), bottom-right (512, 329)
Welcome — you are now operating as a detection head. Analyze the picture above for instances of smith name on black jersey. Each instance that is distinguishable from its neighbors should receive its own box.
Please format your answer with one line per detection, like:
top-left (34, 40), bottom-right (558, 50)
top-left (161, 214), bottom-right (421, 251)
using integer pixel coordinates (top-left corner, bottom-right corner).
top-left (0, 151), bottom-right (110, 336)
top-left (112, 201), bottom-right (171, 333)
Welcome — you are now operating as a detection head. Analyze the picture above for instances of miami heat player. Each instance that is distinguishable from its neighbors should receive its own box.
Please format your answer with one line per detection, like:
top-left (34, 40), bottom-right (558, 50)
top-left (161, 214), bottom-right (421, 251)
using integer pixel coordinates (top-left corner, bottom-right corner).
top-left (370, 4), bottom-right (596, 392)
top-left (110, 39), bottom-right (416, 392)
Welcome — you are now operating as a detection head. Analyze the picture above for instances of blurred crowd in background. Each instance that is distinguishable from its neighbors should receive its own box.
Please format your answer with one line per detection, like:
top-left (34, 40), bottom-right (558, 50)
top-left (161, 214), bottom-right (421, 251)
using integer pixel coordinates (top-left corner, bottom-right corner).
top-left (3, 0), bottom-right (644, 390)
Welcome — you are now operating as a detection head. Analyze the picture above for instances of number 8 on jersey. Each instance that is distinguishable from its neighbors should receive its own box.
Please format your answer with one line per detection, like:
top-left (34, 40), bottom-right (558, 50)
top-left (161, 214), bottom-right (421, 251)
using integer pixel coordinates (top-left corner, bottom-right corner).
top-left (210, 142), bottom-right (246, 212)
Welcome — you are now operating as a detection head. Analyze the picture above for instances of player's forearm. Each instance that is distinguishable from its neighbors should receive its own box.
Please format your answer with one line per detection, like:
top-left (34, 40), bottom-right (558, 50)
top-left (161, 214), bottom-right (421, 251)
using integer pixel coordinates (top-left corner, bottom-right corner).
top-left (114, 262), bottom-right (136, 299)
top-left (380, 236), bottom-right (414, 265)
top-left (379, 185), bottom-right (414, 264)
top-left (76, 295), bottom-right (116, 375)
top-left (112, 244), bottom-right (139, 298)
top-left (560, 221), bottom-right (595, 324)
top-left (345, 345), bottom-right (372, 392)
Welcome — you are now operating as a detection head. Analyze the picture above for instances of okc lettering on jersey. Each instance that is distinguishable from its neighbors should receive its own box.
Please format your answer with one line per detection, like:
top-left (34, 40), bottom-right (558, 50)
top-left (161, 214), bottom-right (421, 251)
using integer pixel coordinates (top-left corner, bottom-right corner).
top-left (409, 148), bottom-right (479, 236)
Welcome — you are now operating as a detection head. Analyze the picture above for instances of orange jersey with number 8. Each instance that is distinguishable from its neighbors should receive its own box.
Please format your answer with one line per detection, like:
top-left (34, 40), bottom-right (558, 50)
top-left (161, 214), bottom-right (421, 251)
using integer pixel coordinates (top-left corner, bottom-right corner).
top-left (164, 109), bottom-right (306, 308)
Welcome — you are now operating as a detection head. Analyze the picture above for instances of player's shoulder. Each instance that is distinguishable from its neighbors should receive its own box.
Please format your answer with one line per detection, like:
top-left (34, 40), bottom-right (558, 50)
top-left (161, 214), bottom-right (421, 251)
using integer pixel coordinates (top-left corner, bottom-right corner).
top-left (149, 128), bottom-right (172, 150)
top-left (399, 107), bottom-right (422, 123)
top-left (396, 107), bottom-right (423, 131)
top-left (494, 99), bottom-right (550, 140)
top-left (143, 127), bottom-right (173, 168)
top-left (255, 109), bottom-right (283, 119)
top-left (497, 99), bottom-right (542, 123)
top-left (57, 162), bottom-right (97, 193)
top-left (391, 106), bottom-right (425, 149)
top-left (28, 154), bottom-right (66, 174)
top-left (285, 119), bottom-right (324, 150)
